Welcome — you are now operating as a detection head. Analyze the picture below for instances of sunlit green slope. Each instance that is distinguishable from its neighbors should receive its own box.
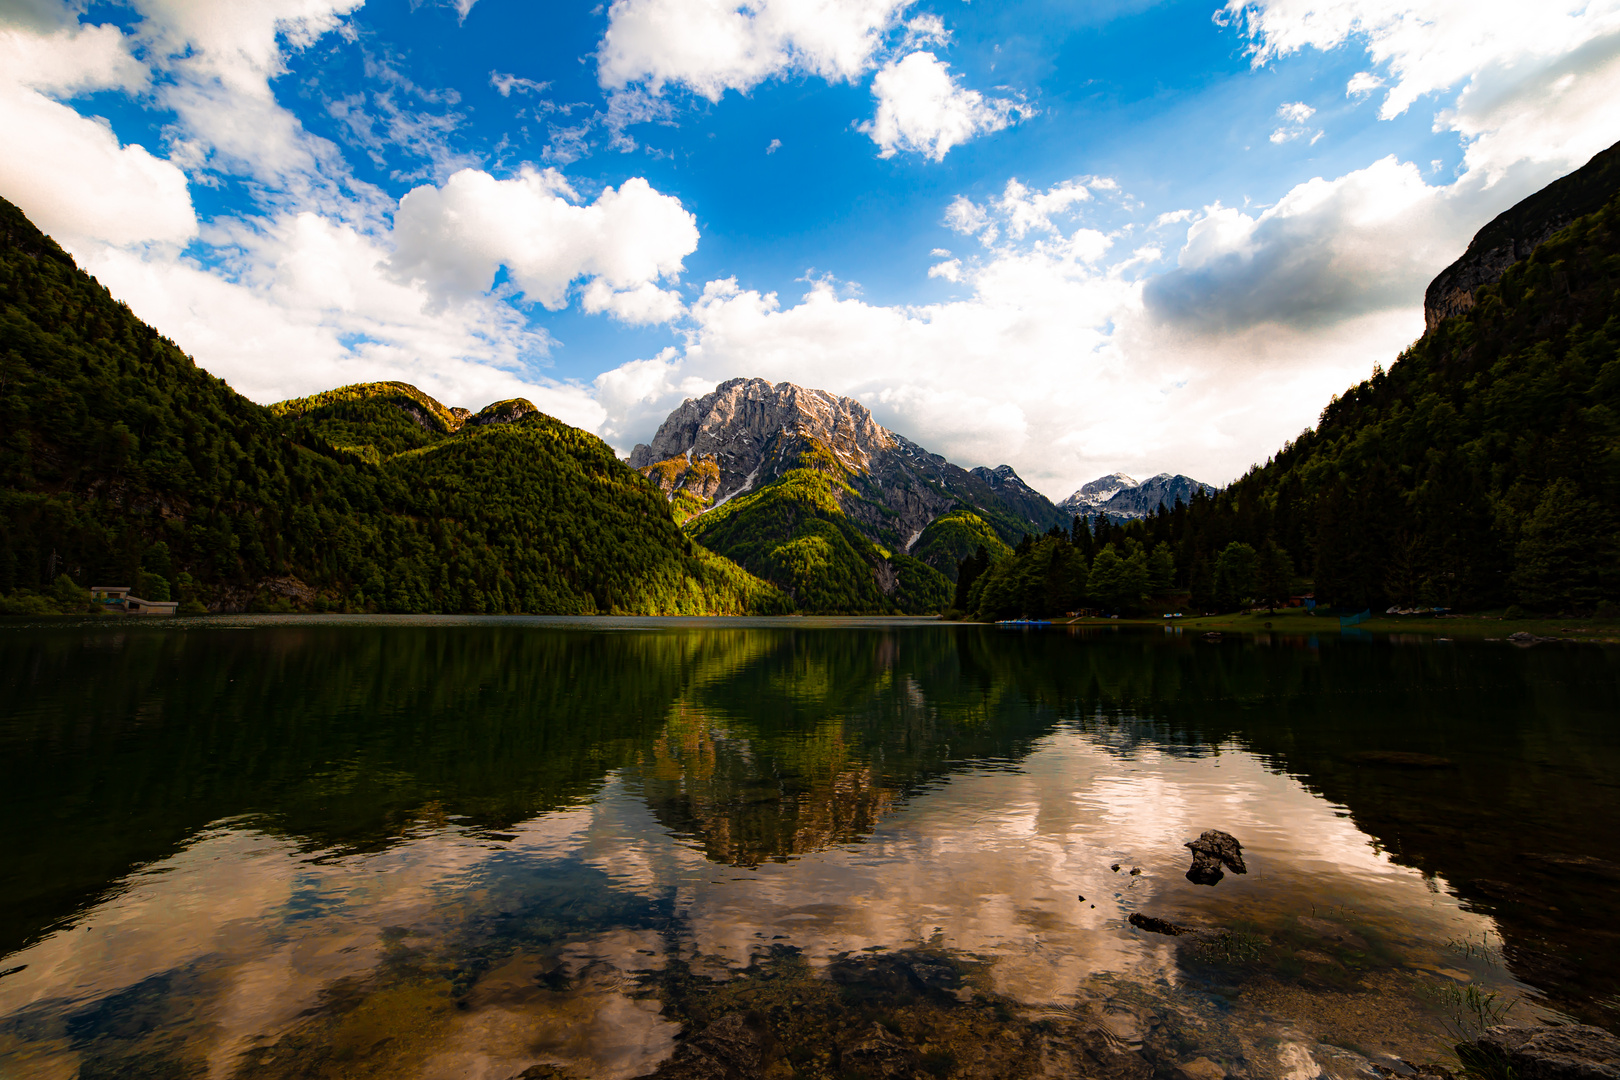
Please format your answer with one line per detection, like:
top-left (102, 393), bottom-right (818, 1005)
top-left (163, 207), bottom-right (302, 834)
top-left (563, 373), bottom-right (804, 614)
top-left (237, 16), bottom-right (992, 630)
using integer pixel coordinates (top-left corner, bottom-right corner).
top-left (686, 440), bottom-right (952, 614)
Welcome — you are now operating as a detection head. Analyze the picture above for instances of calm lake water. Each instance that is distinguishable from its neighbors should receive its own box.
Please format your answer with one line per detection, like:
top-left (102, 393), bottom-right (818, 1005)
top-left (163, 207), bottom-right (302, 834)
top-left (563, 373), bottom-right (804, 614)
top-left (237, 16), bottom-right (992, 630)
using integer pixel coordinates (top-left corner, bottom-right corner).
top-left (1, 617), bottom-right (1617, 1080)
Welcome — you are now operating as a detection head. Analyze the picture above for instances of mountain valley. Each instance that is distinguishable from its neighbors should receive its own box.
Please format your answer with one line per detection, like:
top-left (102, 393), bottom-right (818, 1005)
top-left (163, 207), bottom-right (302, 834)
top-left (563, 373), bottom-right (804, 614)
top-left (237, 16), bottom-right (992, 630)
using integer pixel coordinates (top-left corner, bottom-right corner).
top-left (2, 136), bottom-right (1617, 617)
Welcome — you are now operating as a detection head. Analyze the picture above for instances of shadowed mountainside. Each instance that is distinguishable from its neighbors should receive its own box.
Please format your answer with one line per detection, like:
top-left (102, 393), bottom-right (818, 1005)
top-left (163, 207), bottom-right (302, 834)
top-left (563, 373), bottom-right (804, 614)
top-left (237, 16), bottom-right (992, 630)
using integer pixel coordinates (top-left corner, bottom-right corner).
top-left (0, 196), bottom-right (782, 616)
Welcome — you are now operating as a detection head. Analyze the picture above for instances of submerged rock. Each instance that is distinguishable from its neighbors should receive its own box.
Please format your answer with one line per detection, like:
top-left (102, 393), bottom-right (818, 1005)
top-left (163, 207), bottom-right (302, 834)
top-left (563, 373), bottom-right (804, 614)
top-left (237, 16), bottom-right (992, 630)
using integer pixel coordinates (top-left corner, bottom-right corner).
top-left (1173, 1057), bottom-right (1228, 1080)
top-left (1474, 1024), bottom-right (1620, 1080)
top-left (1185, 830), bottom-right (1247, 885)
top-left (842, 1021), bottom-right (918, 1078)
top-left (645, 1012), bottom-right (770, 1080)
top-left (1130, 913), bottom-right (1199, 937)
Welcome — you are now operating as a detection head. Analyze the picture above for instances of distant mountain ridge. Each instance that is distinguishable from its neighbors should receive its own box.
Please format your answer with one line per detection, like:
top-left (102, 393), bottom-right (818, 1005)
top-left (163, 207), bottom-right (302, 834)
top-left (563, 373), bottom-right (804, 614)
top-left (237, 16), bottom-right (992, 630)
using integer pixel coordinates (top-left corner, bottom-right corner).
top-left (629, 378), bottom-right (1078, 607)
top-left (631, 378), bottom-right (1069, 550)
top-left (1058, 472), bottom-right (1216, 520)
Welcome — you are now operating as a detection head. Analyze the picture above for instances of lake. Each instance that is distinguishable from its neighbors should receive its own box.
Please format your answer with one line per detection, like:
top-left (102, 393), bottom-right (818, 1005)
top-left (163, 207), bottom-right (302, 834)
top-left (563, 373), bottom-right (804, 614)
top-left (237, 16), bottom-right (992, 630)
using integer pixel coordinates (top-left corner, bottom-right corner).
top-left (1, 617), bottom-right (1617, 1080)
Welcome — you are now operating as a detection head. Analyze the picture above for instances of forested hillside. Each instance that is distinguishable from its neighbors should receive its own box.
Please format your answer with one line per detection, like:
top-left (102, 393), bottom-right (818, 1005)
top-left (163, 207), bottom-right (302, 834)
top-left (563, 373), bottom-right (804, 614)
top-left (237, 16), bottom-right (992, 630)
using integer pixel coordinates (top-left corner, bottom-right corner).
top-left (0, 197), bottom-right (783, 616)
top-left (966, 146), bottom-right (1620, 617)
top-left (685, 438), bottom-right (953, 613)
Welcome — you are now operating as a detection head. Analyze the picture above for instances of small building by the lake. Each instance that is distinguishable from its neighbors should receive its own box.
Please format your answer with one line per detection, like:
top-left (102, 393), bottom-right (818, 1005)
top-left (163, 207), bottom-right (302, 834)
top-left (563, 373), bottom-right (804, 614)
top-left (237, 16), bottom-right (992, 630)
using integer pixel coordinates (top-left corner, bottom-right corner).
top-left (91, 586), bottom-right (179, 616)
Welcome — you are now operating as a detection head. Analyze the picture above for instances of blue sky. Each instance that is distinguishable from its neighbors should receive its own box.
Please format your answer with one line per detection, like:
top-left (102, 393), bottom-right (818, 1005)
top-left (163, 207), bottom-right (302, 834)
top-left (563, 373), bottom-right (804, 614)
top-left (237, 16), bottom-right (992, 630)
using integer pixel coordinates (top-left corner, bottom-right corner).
top-left (3, 0), bottom-right (1618, 494)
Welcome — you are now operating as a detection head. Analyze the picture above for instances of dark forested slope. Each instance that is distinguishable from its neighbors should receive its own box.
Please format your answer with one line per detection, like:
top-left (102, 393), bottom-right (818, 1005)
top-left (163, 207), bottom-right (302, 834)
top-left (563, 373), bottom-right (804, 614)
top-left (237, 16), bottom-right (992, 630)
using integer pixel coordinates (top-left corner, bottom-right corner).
top-left (952, 140), bottom-right (1620, 617)
top-left (0, 197), bottom-right (782, 615)
top-left (1202, 155), bottom-right (1620, 612)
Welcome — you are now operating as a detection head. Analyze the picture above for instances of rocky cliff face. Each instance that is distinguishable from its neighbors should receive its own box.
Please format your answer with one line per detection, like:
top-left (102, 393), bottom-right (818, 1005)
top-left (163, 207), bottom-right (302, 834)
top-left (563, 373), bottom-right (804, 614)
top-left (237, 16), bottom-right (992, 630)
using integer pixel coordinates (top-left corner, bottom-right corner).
top-left (464, 398), bottom-right (537, 427)
top-left (1059, 472), bottom-right (1214, 521)
top-left (630, 378), bottom-right (895, 506)
top-left (631, 378), bottom-right (1069, 549)
top-left (1424, 138), bottom-right (1620, 331)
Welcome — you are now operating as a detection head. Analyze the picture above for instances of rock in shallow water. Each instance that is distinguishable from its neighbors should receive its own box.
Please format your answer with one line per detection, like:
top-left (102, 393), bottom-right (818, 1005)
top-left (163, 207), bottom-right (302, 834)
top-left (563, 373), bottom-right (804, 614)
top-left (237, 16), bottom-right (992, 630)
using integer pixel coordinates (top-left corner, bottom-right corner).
top-left (1130, 913), bottom-right (1198, 936)
top-left (1185, 830), bottom-right (1246, 885)
top-left (1474, 1024), bottom-right (1620, 1080)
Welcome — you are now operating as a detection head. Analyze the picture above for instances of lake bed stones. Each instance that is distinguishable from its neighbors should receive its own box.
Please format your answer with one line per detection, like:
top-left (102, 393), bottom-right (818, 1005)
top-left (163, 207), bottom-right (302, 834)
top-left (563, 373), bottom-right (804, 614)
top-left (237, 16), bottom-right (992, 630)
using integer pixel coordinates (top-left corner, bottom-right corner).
top-left (1475, 1023), bottom-right (1620, 1080)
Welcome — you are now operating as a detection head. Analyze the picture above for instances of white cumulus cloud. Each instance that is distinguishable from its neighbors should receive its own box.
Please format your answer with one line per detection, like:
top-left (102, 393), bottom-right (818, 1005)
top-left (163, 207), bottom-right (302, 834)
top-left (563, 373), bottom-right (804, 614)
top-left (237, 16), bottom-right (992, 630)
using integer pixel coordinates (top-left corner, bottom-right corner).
top-left (1144, 154), bottom-right (1465, 331)
top-left (389, 167), bottom-right (698, 321)
top-left (859, 50), bottom-right (1031, 160)
top-left (0, 1), bottom-right (690, 420)
top-left (0, 19), bottom-right (197, 249)
top-left (132, 0), bottom-right (367, 197)
top-left (1221, 0), bottom-right (1620, 179)
top-left (84, 212), bottom-right (605, 427)
top-left (596, 0), bottom-right (908, 99)
top-left (588, 235), bottom-right (1396, 493)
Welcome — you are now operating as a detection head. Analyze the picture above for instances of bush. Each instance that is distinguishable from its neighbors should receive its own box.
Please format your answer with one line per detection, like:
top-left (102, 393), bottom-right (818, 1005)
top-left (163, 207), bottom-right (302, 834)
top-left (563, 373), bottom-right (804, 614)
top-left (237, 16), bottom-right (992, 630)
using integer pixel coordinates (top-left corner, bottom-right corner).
top-left (1503, 604), bottom-right (1526, 620)
top-left (1595, 599), bottom-right (1618, 619)
top-left (51, 574), bottom-right (90, 612)
top-left (136, 570), bottom-right (171, 601)
top-left (0, 592), bottom-right (58, 615)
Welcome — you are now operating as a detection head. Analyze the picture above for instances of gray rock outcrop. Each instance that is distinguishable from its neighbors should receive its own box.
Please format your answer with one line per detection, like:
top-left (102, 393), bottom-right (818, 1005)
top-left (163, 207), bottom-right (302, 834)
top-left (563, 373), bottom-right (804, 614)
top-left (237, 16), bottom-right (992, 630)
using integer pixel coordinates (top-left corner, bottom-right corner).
top-left (1424, 139), bottom-right (1620, 332)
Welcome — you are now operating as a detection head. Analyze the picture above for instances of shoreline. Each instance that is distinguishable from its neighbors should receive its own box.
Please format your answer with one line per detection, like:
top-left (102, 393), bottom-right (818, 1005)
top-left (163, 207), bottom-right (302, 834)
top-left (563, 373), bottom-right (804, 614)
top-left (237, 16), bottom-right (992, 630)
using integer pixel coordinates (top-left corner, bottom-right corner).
top-left (1035, 606), bottom-right (1620, 642)
top-left (3, 607), bottom-right (1618, 642)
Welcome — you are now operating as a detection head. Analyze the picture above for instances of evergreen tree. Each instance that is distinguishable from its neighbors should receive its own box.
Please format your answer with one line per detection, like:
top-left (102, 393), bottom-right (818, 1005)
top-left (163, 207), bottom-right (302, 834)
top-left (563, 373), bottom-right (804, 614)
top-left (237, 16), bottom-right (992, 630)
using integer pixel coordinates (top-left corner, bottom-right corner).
top-left (1213, 542), bottom-right (1259, 611)
top-left (1256, 539), bottom-right (1292, 614)
top-left (1087, 544), bottom-right (1137, 611)
top-left (1147, 543), bottom-right (1175, 592)
top-left (953, 545), bottom-right (991, 611)
top-left (1511, 478), bottom-right (1618, 608)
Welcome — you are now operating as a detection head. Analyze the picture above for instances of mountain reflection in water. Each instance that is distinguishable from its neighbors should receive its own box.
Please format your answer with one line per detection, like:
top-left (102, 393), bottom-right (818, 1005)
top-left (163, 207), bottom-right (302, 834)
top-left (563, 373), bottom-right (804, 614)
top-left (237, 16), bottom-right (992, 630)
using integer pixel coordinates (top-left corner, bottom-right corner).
top-left (0, 619), bottom-right (1616, 1080)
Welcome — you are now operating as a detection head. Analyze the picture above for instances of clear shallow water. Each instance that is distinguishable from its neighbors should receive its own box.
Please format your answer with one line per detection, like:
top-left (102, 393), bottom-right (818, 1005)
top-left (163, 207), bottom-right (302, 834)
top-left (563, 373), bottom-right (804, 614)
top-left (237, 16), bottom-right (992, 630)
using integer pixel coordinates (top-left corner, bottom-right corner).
top-left (0, 618), bottom-right (1617, 1080)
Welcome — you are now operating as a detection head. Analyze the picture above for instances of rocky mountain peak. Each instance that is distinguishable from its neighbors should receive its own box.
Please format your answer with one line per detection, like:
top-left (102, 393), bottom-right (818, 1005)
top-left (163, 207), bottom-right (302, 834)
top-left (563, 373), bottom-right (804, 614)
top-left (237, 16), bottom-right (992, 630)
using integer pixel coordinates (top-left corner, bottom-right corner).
top-left (630, 377), bottom-right (1071, 561)
top-left (464, 398), bottom-right (537, 427)
top-left (629, 378), bottom-right (897, 506)
top-left (1057, 472), bottom-right (1138, 513)
top-left (1059, 471), bottom-right (1215, 520)
top-left (969, 464), bottom-right (1038, 494)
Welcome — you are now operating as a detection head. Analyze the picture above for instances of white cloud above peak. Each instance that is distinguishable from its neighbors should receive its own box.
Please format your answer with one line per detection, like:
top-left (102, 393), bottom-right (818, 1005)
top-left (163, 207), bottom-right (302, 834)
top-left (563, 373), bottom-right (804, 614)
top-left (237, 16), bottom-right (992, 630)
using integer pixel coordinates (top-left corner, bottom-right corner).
top-left (860, 51), bottom-right (1032, 160)
top-left (595, 0), bottom-right (909, 99)
top-left (389, 167), bottom-right (698, 322)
